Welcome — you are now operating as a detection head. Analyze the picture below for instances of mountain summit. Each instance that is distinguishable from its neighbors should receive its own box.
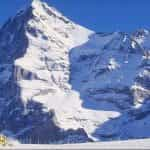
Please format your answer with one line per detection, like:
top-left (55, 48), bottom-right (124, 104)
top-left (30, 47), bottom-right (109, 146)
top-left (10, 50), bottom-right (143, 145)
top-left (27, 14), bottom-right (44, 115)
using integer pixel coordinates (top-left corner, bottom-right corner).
top-left (0, 0), bottom-right (150, 144)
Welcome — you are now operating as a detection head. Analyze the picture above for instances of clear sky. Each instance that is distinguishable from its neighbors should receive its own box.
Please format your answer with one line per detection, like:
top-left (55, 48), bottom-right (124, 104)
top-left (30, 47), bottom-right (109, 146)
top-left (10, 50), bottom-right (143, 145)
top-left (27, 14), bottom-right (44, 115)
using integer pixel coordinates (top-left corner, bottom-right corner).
top-left (0, 0), bottom-right (150, 32)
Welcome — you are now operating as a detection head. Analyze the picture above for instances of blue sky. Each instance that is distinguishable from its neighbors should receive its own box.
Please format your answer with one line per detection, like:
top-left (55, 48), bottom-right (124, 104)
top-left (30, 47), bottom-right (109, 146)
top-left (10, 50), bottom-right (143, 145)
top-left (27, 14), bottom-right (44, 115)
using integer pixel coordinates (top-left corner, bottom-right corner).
top-left (0, 0), bottom-right (150, 32)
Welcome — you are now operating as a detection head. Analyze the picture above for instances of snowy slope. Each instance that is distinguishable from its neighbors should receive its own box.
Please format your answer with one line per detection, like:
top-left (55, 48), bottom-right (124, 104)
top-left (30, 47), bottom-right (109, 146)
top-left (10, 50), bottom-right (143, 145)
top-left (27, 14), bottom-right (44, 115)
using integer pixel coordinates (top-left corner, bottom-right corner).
top-left (2, 139), bottom-right (150, 149)
top-left (0, 0), bottom-right (150, 144)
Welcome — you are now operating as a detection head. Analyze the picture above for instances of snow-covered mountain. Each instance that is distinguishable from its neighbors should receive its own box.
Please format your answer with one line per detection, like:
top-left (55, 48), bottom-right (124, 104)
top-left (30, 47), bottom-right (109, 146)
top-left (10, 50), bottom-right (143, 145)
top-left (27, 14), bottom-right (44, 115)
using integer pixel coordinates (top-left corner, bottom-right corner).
top-left (0, 0), bottom-right (149, 144)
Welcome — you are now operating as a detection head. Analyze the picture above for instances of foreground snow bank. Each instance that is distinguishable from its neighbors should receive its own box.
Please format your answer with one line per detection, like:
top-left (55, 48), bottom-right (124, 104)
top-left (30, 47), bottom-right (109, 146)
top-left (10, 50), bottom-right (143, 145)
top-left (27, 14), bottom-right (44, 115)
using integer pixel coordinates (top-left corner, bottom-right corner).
top-left (2, 138), bottom-right (150, 149)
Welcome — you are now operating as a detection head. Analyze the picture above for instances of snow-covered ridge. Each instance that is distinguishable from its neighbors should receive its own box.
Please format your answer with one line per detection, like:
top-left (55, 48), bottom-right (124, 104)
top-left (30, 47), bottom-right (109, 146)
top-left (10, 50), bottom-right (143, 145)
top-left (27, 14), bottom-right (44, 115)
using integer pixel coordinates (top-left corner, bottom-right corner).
top-left (0, 0), bottom-right (149, 144)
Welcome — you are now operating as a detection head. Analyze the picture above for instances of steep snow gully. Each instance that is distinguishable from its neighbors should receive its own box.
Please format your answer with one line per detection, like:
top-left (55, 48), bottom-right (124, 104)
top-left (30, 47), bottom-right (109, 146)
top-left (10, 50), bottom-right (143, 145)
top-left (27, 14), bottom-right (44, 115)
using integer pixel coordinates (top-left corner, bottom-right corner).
top-left (0, 0), bottom-right (150, 144)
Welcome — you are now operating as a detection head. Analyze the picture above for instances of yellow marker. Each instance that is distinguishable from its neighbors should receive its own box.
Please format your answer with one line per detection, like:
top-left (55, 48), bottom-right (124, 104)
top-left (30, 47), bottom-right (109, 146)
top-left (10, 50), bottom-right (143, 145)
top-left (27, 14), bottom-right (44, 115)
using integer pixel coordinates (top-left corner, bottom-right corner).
top-left (0, 135), bottom-right (7, 146)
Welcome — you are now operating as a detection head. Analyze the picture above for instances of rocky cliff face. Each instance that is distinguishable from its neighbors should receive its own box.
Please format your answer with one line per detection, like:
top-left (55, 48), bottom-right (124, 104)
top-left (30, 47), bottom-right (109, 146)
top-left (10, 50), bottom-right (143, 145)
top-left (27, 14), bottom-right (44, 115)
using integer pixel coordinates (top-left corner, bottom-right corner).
top-left (0, 0), bottom-right (150, 144)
